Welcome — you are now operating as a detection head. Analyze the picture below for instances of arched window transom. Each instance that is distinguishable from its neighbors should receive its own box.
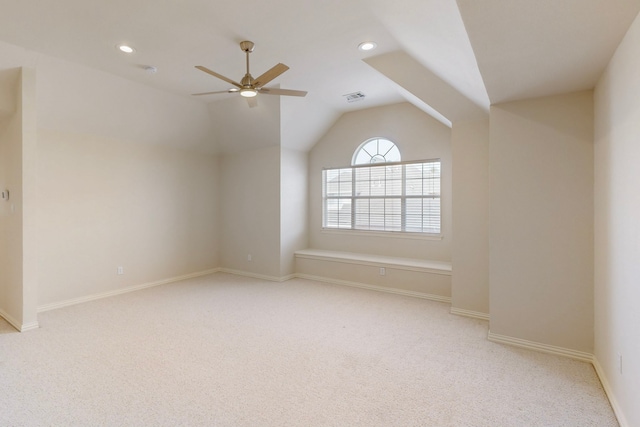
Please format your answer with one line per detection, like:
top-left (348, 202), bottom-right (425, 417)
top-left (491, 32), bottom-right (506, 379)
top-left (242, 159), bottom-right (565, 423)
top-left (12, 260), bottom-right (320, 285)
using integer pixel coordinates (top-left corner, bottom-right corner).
top-left (352, 138), bottom-right (401, 165)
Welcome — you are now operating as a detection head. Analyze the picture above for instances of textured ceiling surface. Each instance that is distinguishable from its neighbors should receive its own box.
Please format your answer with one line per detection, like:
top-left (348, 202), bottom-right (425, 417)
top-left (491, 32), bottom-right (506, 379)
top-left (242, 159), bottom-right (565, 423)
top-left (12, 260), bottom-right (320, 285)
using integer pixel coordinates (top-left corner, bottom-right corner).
top-left (0, 0), bottom-right (638, 149)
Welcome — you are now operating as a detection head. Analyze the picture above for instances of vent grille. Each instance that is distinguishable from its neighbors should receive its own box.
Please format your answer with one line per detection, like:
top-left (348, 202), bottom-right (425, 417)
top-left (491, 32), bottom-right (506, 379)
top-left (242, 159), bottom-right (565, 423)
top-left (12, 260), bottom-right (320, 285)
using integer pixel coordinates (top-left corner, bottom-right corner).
top-left (343, 91), bottom-right (366, 103)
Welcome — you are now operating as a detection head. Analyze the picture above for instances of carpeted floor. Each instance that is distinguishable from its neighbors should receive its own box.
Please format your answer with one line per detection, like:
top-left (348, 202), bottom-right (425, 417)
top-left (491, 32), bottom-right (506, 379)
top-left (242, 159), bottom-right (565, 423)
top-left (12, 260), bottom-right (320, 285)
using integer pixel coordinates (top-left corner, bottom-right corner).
top-left (0, 273), bottom-right (618, 426)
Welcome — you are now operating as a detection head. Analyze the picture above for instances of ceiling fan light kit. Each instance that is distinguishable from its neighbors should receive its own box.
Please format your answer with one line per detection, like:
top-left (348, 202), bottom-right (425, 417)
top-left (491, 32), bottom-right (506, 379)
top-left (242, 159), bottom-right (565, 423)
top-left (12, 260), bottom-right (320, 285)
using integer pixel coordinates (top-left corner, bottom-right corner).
top-left (240, 88), bottom-right (257, 97)
top-left (193, 40), bottom-right (307, 105)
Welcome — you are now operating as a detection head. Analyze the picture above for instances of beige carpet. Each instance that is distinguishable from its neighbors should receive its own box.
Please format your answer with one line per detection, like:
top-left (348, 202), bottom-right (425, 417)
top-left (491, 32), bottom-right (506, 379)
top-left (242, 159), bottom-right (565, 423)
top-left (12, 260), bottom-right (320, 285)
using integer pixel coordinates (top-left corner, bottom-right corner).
top-left (0, 273), bottom-right (617, 426)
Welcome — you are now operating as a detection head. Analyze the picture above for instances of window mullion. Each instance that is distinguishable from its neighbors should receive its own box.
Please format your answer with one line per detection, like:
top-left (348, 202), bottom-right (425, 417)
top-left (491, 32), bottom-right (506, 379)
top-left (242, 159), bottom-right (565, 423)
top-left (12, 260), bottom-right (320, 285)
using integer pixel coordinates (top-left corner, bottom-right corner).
top-left (351, 169), bottom-right (356, 230)
top-left (401, 164), bottom-right (406, 232)
top-left (322, 171), bottom-right (328, 228)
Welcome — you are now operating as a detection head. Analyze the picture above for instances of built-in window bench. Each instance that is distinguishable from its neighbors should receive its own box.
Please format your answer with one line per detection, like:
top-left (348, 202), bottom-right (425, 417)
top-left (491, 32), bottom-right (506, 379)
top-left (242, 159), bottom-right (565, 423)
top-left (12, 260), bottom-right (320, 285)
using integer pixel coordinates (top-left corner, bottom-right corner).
top-left (294, 249), bottom-right (452, 303)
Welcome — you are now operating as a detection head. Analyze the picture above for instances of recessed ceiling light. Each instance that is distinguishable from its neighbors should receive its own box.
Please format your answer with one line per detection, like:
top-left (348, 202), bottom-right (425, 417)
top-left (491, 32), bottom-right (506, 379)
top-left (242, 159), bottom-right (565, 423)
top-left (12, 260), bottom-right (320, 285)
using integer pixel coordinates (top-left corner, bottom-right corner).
top-left (358, 41), bottom-right (377, 52)
top-left (117, 44), bottom-right (135, 54)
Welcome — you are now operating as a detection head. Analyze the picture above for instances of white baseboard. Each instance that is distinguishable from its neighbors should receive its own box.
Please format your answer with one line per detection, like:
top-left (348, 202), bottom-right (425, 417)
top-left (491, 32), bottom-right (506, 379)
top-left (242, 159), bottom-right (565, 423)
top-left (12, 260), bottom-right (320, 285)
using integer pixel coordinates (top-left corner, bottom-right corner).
top-left (20, 321), bottom-right (40, 332)
top-left (592, 356), bottom-right (629, 427)
top-left (0, 308), bottom-right (39, 332)
top-left (37, 268), bottom-right (220, 313)
top-left (484, 332), bottom-right (629, 425)
top-left (295, 273), bottom-right (451, 303)
top-left (450, 307), bottom-right (490, 321)
top-left (0, 308), bottom-right (22, 332)
top-left (488, 331), bottom-right (593, 362)
top-left (219, 268), bottom-right (295, 282)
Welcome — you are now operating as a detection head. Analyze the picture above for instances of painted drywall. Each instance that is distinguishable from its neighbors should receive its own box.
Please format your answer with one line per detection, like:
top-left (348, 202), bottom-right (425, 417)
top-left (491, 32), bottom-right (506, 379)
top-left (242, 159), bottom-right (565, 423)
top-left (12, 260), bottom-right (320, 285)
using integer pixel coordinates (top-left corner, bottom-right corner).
top-left (280, 94), bottom-right (340, 152)
top-left (594, 10), bottom-right (640, 427)
top-left (216, 96), bottom-right (311, 279)
top-left (457, 0), bottom-right (640, 105)
top-left (0, 86), bottom-right (23, 327)
top-left (220, 145), bottom-right (282, 278)
top-left (0, 45), bottom-right (222, 310)
top-left (451, 118), bottom-right (490, 316)
top-left (280, 147), bottom-right (308, 276)
top-left (0, 68), bottom-right (39, 331)
top-left (208, 93), bottom-right (282, 154)
top-left (37, 129), bottom-right (220, 306)
top-left (489, 91), bottom-right (594, 353)
top-left (0, 68), bottom-right (19, 120)
top-left (36, 54), bottom-right (215, 154)
top-left (309, 102), bottom-right (452, 262)
top-left (20, 67), bottom-right (38, 329)
top-left (0, 40), bottom-right (35, 75)
top-left (0, 41), bottom-right (215, 155)
top-left (364, 51), bottom-right (487, 122)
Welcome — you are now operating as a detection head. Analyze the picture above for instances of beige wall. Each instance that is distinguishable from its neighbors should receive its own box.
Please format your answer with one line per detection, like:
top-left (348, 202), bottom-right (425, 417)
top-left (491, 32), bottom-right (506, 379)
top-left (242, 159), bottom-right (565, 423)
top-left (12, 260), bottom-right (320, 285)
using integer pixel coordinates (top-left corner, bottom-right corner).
top-left (213, 96), bottom-right (309, 279)
top-left (309, 102), bottom-right (452, 262)
top-left (20, 67), bottom-right (38, 328)
top-left (37, 130), bottom-right (220, 306)
top-left (36, 54), bottom-right (214, 154)
top-left (594, 11), bottom-right (640, 427)
top-left (489, 91), bottom-right (594, 353)
top-left (0, 85), bottom-right (23, 326)
top-left (208, 92), bottom-right (281, 154)
top-left (0, 43), bottom-right (221, 312)
top-left (220, 146), bottom-right (281, 278)
top-left (0, 68), bottom-right (19, 119)
top-left (451, 118), bottom-right (490, 317)
top-left (280, 147), bottom-right (308, 277)
top-left (0, 68), bottom-right (38, 330)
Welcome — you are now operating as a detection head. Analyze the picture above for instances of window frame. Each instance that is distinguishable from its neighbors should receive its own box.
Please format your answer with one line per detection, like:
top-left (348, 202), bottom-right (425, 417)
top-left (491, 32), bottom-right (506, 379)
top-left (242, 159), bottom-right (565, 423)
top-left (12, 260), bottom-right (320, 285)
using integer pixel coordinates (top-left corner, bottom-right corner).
top-left (352, 137), bottom-right (401, 165)
top-left (322, 158), bottom-right (442, 236)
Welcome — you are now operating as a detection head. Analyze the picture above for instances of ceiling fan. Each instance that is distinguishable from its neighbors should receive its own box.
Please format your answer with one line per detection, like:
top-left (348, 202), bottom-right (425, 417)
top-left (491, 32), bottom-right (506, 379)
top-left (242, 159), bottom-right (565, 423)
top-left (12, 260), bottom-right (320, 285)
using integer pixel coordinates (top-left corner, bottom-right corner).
top-left (193, 41), bottom-right (307, 107)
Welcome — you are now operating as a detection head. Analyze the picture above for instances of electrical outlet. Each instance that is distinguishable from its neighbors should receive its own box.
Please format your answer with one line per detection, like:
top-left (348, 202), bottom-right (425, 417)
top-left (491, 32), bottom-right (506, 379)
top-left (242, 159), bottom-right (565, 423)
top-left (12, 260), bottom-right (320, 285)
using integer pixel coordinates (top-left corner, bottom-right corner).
top-left (247, 254), bottom-right (252, 262)
top-left (379, 267), bottom-right (386, 276)
top-left (117, 266), bottom-right (124, 275)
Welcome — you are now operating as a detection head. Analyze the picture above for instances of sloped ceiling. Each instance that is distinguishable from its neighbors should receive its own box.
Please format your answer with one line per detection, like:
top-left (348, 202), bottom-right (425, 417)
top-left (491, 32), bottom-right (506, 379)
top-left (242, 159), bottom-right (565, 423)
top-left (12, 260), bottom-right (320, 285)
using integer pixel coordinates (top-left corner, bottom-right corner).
top-left (456, 0), bottom-right (640, 104)
top-left (364, 51), bottom-right (487, 124)
top-left (0, 0), bottom-right (638, 151)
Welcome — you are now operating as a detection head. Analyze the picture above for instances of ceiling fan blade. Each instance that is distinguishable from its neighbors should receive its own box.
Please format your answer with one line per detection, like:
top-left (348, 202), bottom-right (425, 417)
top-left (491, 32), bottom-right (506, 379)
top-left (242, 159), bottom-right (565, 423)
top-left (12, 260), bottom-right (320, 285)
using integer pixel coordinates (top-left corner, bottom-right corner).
top-left (253, 63), bottom-right (289, 88)
top-left (195, 66), bottom-right (242, 88)
top-left (259, 87), bottom-right (307, 97)
top-left (192, 89), bottom-right (239, 96)
top-left (246, 97), bottom-right (258, 108)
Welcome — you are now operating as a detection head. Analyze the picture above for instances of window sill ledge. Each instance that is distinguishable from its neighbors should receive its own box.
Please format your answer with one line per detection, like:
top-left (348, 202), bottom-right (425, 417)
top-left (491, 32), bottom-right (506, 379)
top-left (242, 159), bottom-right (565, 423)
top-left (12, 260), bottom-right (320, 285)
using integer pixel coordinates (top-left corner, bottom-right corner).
top-left (295, 249), bottom-right (452, 275)
top-left (321, 228), bottom-right (443, 241)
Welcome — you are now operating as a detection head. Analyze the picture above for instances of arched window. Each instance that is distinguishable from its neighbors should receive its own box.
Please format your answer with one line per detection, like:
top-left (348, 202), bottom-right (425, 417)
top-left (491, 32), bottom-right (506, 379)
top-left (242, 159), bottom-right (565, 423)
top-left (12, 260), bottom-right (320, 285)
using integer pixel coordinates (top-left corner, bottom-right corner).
top-left (352, 138), bottom-right (401, 165)
top-left (322, 137), bottom-right (441, 234)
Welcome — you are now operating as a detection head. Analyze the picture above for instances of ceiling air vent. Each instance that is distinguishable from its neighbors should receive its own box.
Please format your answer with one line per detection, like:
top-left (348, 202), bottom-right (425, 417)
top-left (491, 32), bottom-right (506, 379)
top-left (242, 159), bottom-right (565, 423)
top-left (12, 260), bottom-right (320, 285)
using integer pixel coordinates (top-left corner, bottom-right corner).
top-left (343, 91), bottom-right (366, 103)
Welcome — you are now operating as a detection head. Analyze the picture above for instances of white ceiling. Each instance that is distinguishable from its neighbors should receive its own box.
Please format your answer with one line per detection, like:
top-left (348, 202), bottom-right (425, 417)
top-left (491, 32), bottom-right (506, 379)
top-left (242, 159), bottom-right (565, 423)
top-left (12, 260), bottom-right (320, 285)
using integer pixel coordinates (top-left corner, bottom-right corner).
top-left (0, 0), bottom-right (638, 150)
top-left (457, 0), bottom-right (640, 104)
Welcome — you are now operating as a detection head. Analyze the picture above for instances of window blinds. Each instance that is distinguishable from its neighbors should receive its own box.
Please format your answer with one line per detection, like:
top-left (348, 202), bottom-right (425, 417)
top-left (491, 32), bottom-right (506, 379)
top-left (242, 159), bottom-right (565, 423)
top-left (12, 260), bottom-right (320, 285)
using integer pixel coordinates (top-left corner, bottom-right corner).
top-left (323, 160), bottom-right (441, 234)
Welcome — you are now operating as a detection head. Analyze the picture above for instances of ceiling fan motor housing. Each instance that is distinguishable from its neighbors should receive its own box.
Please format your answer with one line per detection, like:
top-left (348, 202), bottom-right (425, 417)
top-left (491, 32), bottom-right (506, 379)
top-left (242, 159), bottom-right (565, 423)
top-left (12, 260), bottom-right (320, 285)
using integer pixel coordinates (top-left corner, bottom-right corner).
top-left (241, 75), bottom-right (253, 86)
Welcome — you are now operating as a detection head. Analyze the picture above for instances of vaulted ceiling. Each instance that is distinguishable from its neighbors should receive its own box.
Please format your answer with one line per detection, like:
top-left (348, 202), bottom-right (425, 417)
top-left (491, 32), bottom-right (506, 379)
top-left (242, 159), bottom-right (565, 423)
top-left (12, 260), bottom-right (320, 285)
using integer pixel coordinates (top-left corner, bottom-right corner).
top-left (0, 0), bottom-right (638, 151)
